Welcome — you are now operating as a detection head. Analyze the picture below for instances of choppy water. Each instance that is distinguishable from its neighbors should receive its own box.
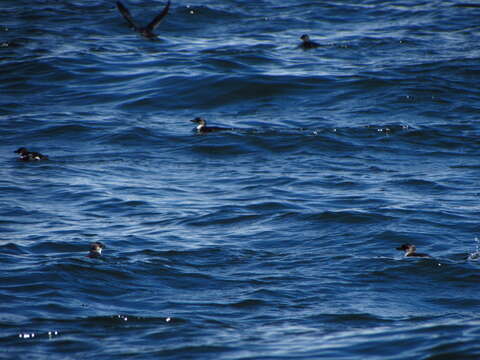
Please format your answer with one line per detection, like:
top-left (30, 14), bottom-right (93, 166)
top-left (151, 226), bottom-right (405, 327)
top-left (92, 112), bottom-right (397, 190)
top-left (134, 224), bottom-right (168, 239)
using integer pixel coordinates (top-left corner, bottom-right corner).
top-left (1, 0), bottom-right (480, 359)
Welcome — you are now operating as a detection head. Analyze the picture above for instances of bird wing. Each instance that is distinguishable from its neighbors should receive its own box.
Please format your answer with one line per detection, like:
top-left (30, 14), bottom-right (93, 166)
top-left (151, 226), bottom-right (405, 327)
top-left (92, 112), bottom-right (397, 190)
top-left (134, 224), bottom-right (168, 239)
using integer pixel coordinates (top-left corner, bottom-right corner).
top-left (116, 1), bottom-right (138, 30)
top-left (145, 0), bottom-right (170, 32)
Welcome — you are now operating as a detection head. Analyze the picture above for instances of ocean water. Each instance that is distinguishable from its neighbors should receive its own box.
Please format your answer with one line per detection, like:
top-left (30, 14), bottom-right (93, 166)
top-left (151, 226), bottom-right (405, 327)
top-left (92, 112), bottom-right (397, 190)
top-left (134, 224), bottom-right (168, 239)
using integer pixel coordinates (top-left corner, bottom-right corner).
top-left (1, 0), bottom-right (480, 358)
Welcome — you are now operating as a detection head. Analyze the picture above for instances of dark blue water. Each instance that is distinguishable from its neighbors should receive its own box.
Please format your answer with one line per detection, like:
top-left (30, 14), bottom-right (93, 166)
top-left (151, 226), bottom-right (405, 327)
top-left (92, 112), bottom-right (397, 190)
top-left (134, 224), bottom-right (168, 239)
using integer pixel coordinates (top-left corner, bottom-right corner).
top-left (2, 0), bottom-right (480, 358)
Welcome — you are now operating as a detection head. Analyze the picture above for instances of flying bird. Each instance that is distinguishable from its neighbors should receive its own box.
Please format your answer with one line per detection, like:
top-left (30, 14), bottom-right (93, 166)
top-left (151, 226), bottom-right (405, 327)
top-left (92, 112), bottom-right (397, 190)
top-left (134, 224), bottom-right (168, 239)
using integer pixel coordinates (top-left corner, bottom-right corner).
top-left (116, 1), bottom-right (171, 39)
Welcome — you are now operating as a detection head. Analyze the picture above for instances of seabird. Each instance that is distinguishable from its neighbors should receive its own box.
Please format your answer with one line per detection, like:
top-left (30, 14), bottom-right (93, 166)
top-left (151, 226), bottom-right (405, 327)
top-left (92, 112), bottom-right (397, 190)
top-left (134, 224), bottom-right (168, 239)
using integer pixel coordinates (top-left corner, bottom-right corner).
top-left (14, 147), bottom-right (48, 161)
top-left (116, 1), bottom-right (171, 39)
top-left (190, 117), bottom-right (232, 133)
top-left (88, 242), bottom-right (105, 258)
top-left (299, 34), bottom-right (320, 49)
top-left (396, 244), bottom-right (430, 258)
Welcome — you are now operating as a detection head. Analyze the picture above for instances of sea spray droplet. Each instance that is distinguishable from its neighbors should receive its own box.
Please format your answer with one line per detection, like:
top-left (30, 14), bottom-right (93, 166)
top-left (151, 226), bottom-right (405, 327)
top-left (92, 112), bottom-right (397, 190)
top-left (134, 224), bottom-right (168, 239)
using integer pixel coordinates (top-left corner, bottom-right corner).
top-left (468, 237), bottom-right (480, 260)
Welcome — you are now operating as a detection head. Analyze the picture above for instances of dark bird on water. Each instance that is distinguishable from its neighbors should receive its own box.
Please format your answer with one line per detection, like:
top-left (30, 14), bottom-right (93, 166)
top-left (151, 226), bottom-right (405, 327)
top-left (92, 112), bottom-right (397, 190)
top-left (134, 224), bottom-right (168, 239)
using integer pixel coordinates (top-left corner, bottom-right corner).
top-left (88, 242), bottom-right (105, 258)
top-left (190, 117), bottom-right (232, 133)
top-left (14, 147), bottom-right (48, 161)
top-left (299, 34), bottom-right (320, 49)
top-left (396, 244), bottom-right (430, 258)
top-left (116, 1), bottom-right (171, 39)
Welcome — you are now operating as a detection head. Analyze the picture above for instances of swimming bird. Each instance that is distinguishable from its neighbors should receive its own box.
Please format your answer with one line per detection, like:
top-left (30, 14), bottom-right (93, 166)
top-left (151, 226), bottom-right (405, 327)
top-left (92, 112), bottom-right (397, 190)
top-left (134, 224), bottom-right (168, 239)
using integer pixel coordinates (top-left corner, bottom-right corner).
top-left (191, 117), bottom-right (232, 133)
top-left (396, 244), bottom-right (430, 258)
top-left (116, 0), bottom-right (171, 39)
top-left (14, 147), bottom-right (48, 161)
top-left (88, 242), bottom-right (105, 258)
top-left (299, 34), bottom-right (320, 49)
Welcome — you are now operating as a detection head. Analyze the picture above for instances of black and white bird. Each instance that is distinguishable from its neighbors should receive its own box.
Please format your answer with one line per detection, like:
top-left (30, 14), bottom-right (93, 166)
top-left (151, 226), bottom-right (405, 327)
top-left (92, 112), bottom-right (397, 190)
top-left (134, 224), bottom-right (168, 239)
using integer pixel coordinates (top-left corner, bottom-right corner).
top-left (190, 117), bottom-right (232, 133)
top-left (396, 244), bottom-right (430, 258)
top-left (14, 147), bottom-right (48, 161)
top-left (88, 242), bottom-right (105, 258)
